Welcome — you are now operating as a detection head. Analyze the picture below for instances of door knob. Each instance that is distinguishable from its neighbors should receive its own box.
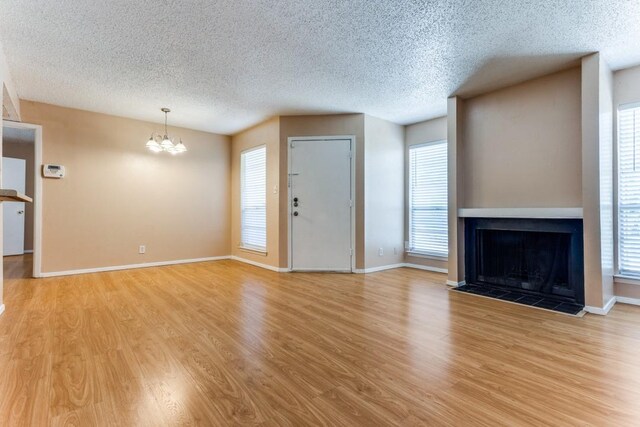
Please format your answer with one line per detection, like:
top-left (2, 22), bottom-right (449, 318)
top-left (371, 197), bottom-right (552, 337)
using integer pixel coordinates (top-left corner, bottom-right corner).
top-left (293, 211), bottom-right (299, 216)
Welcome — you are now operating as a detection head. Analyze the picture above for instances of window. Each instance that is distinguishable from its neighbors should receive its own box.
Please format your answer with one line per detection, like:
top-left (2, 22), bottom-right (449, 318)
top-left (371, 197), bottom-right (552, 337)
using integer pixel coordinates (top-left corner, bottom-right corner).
top-left (409, 140), bottom-right (448, 257)
top-left (241, 146), bottom-right (267, 251)
top-left (618, 104), bottom-right (640, 276)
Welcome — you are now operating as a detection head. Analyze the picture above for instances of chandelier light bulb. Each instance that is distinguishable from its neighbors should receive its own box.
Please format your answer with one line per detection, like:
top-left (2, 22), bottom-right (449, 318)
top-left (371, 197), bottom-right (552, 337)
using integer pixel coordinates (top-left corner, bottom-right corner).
top-left (146, 137), bottom-right (162, 152)
top-left (145, 108), bottom-right (185, 155)
top-left (160, 136), bottom-right (174, 149)
top-left (174, 140), bottom-right (187, 153)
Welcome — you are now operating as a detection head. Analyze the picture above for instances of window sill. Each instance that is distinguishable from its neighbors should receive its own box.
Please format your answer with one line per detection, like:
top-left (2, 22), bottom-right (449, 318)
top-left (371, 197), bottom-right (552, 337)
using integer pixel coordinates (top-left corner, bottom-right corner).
top-left (614, 274), bottom-right (640, 286)
top-left (239, 246), bottom-right (268, 256)
top-left (406, 252), bottom-right (448, 261)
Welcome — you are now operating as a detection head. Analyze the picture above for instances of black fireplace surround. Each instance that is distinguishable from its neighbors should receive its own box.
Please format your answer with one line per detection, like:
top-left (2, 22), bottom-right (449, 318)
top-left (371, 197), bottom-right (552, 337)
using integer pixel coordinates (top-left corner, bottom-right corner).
top-left (464, 218), bottom-right (584, 306)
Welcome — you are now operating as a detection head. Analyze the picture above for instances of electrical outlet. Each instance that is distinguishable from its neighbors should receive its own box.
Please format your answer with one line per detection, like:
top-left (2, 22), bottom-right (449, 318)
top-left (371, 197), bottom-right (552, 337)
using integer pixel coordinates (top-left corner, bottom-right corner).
top-left (139, 245), bottom-right (146, 254)
top-left (378, 247), bottom-right (384, 256)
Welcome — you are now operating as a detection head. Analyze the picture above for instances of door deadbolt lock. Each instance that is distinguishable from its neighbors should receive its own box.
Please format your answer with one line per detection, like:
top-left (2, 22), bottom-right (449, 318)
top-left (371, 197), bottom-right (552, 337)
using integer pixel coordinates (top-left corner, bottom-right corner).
top-left (293, 197), bottom-right (299, 202)
top-left (293, 211), bottom-right (299, 216)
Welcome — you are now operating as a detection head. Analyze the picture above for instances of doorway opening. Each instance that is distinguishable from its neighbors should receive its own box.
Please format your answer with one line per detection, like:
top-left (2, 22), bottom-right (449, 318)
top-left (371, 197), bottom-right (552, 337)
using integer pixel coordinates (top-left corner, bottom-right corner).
top-left (2, 121), bottom-right (43, 278)
top-left (288, 136), bottom-right (355, 272)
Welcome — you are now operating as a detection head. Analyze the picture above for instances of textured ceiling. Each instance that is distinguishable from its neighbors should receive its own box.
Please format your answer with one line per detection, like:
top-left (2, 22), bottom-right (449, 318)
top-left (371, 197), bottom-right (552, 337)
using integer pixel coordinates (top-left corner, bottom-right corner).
top-left (1, 1), bottom-right (640, 135)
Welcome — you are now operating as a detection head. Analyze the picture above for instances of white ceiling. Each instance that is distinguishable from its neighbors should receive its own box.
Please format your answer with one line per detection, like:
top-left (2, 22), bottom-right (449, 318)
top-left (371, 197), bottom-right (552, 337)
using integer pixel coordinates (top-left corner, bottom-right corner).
top-left (3, 126), bottom-right (34, 143)
top-left (1, 1), bottom-right (640, 135)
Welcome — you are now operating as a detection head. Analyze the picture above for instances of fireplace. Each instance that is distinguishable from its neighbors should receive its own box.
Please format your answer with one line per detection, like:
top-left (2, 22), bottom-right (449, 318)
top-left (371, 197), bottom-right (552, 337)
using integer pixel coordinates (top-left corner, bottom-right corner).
top-left (462, 218), bottom-right (584, 311)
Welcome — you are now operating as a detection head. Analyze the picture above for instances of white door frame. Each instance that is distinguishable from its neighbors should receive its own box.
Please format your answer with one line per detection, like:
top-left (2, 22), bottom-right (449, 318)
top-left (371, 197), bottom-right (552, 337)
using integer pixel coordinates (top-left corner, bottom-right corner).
top-left (287, 135), bottom-right (356, 272)
top-left (2, 120), bottom-right (43, 278)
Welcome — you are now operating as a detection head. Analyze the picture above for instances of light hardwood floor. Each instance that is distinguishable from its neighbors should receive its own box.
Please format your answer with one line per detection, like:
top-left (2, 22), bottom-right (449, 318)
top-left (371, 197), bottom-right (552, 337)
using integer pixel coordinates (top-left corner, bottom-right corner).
top-left (1, 255), bottom-right (640, 426)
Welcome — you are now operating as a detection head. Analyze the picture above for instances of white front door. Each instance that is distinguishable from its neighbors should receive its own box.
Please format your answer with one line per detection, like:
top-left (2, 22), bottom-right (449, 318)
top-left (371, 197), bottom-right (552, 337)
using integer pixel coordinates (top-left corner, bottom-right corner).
top-left (2, 157), bottom-right (26, 256)
top-left (289, 138), bottom-right (352, 271)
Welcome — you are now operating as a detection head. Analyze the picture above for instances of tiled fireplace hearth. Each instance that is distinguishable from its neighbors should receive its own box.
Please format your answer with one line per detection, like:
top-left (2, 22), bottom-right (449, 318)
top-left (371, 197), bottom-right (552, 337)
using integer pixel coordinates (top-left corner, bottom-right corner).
top-left (455, 216), bottom-right (585, 315)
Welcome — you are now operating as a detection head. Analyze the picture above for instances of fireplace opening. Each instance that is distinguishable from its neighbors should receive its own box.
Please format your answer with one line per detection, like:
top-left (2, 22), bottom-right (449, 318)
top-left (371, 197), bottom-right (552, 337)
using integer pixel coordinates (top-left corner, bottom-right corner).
top-left (459, 218), bottom-right (584, 313)
top-left (477, 229), bottom-right (573, 298)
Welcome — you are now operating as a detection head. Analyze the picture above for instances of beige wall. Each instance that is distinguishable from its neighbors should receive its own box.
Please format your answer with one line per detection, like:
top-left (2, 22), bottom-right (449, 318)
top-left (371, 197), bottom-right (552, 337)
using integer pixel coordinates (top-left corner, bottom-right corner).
top-left (405, 116), bottom-right (448, 147)
top-left (448, 97), bottom-right (465, 285)
top-left (403, 116), bottom-right (448, 271)
top-left (2, 138), bottom-right (35, 251)
top-left (614, 65), bottom-right (640, 106)
top-left (581, 54), bottom-right (615, 308)
top-left (364, 115), bottom-right (404, 269)
top-left (462, 67), bottom-right (582, 208)
top-left (279, 114), bottom-right (365, 269)
top-left (615, 283), bottom-right (640, 300)
top-left (231, 117), bottom-right (280, 268)
top-left (21, 101), bottom-right (231, 273)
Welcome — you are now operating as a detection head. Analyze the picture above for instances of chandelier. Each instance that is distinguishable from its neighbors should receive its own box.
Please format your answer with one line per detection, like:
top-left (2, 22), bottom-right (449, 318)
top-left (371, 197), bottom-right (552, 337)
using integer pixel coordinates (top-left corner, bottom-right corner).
top-left (145, 108), bottom-right (187, 154)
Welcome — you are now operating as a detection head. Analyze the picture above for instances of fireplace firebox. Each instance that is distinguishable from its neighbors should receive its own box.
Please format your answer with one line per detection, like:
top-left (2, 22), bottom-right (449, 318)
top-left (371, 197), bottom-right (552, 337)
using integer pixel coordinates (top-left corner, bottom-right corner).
top-left (462, 218), bottom-right (584, 310)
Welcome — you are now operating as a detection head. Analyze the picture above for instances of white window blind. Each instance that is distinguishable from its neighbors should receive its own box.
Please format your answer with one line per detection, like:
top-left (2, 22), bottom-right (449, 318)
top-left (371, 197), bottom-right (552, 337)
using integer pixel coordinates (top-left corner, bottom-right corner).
top-left (619, 105), bottom-right (640, 276)
top-left (409, 141), bottom-right (448, 257)
top-left (241, 146), bottom-right (267, 251)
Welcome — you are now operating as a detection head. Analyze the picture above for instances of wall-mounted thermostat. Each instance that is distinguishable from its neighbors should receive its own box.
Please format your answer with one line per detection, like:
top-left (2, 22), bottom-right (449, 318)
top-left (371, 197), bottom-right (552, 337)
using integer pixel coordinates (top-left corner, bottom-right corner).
top-left (43, 164), bottom-right (66, 178)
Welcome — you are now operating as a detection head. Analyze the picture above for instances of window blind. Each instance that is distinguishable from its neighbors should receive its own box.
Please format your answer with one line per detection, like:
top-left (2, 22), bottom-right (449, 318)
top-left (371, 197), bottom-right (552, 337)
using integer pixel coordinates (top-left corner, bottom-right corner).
top-left (619, 105), bottom-right (640, 276)
top-left (241, 146), bottom-right (267, 251)
top-left (409, 141), bottom-right (448, 257)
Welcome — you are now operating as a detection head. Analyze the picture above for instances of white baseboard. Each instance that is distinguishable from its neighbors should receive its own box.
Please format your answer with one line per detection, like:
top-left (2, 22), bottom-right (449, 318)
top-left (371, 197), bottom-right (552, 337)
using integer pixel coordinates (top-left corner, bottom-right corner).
top-left (446, 280), bottom-right (466, 287)
top-left (584, 295), bottom-right (617, 315)
top-left (354, 263), bottom-right (448, 274)
top-left (0, 304), bottom-right (4, 316)
top-left (354, 263), bottom-right (406, 274)
top-left (615, 296), bottom-right (640, 306)
top-left (36, 257), bottom-right (450, 278)
top-left (39, 256), bottom-right (231, 278)
top-left (403, 263), bottom-right (448, 274)
top-left (229, 256), bottom-right (288, 272)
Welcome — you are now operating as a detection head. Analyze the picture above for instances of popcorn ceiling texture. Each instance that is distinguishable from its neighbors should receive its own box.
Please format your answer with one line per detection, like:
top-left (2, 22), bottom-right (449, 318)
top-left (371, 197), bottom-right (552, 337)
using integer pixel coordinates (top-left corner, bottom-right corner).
top-left (1, 0), bottom-right (639, 134)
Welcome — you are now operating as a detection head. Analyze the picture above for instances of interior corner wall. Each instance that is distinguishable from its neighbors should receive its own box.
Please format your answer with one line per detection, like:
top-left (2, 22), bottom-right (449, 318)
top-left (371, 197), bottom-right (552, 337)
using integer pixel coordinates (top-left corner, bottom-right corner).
top-left (20, 100), bottom-right (232, 273)
top-left (461, 67), bottom-right (582, 208)
top-left (404, 116), bottom-right (448, 271)
top-left (278, 114), bottom-right (365, 269)
top-left (2, 138), bottom-right (35, 251)
top-left (231, 117), bottom-right (280, 268)
top-left (363, 115), bottom-right (404, 269)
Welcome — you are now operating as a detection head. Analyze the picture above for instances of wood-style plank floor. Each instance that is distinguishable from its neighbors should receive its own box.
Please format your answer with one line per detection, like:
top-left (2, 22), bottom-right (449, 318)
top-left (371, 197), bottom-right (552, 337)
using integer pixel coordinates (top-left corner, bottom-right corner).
top-left (2, 254), bottom-right (640, 426)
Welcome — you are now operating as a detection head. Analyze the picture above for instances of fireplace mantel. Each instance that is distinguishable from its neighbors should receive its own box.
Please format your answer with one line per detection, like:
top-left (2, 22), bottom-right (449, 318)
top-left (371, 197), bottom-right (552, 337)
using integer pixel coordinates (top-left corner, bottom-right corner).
top-left (458, 208), bottom-right (583, 219)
